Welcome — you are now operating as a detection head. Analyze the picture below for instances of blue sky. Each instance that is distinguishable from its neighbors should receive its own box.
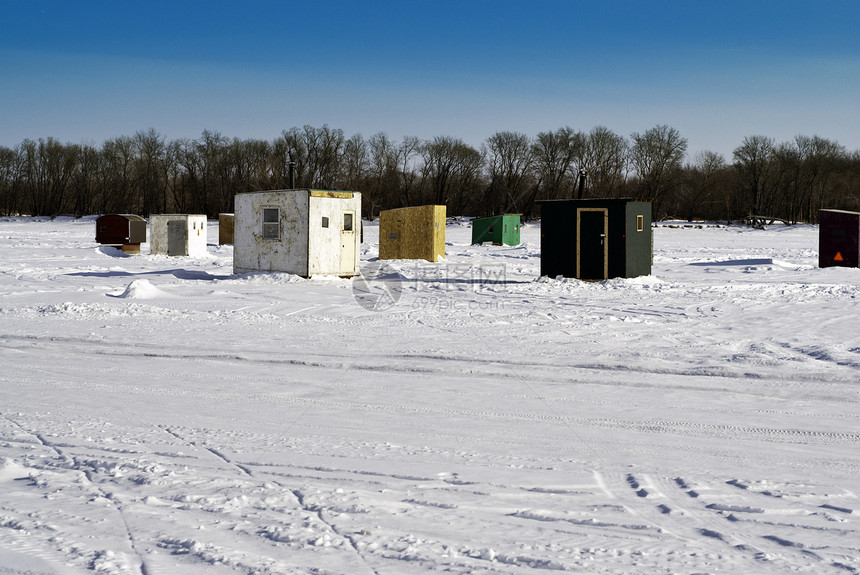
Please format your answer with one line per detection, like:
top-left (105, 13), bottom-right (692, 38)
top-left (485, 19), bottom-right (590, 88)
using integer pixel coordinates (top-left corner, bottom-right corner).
top-left (2, 0), bottom-right (858, 160)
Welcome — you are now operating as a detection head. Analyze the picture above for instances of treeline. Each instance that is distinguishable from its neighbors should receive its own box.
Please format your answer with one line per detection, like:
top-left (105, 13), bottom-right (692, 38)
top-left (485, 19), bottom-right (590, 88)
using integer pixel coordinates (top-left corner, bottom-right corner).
top-left (1, 125), bottom-right (858, 222)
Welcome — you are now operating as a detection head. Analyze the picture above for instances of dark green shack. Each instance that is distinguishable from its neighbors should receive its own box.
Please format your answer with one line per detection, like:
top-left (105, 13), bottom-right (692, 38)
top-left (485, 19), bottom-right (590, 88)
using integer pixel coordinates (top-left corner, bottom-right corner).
top-left (471, 214), bottom-right (521, 246)
top-left (537, 198), bottom-right (652, 280)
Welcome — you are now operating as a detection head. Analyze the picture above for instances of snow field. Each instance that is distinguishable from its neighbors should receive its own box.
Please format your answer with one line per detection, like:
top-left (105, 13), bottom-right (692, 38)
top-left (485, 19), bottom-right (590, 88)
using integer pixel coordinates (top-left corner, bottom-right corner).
top-left (0, 216), bottom-right (858, 574)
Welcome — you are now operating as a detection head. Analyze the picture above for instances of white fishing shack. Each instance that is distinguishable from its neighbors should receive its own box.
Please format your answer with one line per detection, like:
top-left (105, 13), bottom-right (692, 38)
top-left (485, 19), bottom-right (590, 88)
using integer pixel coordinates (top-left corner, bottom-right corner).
top-left (233, 189), bottom-right (361, 277)
top-left (149, 214), bottom-right (208, 257)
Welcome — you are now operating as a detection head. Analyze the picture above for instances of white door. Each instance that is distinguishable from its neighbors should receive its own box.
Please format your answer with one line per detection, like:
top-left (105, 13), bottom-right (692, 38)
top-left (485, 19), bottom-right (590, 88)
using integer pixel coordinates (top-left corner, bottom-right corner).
top-left (341, 211), bottom-right (356, 274)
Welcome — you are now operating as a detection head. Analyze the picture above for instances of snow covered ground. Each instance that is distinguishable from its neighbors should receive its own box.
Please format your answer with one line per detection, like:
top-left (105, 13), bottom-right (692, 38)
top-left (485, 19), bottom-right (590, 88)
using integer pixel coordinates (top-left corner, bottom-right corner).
top-left (0, 215), bottom-right (858, 575)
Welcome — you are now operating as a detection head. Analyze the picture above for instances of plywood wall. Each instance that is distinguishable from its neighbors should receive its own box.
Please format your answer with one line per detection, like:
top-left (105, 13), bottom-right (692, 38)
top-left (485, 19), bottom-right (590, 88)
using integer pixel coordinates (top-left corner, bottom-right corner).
top-left (379, 205), bottom-right (446, 262)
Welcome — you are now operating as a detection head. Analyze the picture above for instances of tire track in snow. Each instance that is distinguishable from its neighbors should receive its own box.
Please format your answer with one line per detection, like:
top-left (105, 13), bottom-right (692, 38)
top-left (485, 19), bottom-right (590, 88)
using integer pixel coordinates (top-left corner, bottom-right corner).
top-left (5, 328), bottom-right (859, 389)
top-left (663, 474), bottom-right (859, 571)
top-left (160, 425), bottom-right (254, 477)
top-left (4, 364), bottom-right (858, 452)
top-left (604, 471), bottom-right (833, 573)
top-left (161, 425), bottom-right (381, 575)
top-left (1, 413), bottom-right (150, 575)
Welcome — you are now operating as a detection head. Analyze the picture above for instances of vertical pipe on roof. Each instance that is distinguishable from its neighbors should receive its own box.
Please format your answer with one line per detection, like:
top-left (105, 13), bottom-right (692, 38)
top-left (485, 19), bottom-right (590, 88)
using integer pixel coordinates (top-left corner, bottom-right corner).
top-left (577, 169), bottom-right (588, 199)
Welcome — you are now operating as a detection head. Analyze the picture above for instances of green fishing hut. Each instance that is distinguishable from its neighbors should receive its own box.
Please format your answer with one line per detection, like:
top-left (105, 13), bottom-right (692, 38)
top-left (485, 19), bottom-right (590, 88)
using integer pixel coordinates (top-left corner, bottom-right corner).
top-left (471, 214), bottom-right (521, 246)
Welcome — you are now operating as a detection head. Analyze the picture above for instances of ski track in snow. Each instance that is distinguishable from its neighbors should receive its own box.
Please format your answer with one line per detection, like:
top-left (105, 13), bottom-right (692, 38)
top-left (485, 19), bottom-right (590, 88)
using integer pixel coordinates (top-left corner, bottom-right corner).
top-left (0, 216), bottom-right (858, 574)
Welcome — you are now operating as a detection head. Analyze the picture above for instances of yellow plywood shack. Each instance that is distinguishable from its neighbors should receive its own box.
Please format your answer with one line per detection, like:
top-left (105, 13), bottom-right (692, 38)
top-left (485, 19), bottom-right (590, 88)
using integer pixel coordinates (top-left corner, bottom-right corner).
top-left (379, 205), bottom-right (446, 262)
top-left (218, 213), bottom-right (234, 244)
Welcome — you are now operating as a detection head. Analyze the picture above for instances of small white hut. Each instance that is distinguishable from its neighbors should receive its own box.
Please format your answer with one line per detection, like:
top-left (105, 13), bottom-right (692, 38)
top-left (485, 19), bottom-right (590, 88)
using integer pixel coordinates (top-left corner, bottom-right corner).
top-left (233, 189), bottom-right (361, 277)
top-left (149, 214), bottom-right (208, 257)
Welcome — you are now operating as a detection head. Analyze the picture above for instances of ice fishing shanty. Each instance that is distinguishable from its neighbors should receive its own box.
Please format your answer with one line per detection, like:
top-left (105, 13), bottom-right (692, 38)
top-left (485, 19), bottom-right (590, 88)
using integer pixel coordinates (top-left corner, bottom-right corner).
top-left (379, 205), bottom-right (446, 262)
top-left (218, 213), bottom-right (234, 245)
top-left (149, 214), bottom-right (208, 257)
top-left (471, 214), bottom-right (521, 246)
top-left (95, 214), bottom-right (147, 254)
top-left (233, 189), bottom-right (361, 277)
top-left (537, 198), bottom-right (652, 280)
top-left (819, 209), bottom-right (860, 269)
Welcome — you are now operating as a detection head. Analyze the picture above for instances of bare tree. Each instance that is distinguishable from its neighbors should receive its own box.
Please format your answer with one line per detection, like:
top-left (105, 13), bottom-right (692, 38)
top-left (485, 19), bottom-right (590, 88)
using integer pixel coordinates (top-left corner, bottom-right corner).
top-left (20, 138), bottom-right (80, 216)
top-left (396, 136), bottom-right (421, 208)
top-left (195, 130), bottom-right (229, 216)
top-left (242, 138), bottom-right (275, 192)
top-left (0, 145), bottom-right (25, 216)
top-left (733, 135), bottom-right (776, 217)
top-left (163, 139), bottom-right (186, 212)
top-left (366, 132), bottom-right (398, 215)
top-left (1, 124), bottom-right (857, 220)
top-left (630, 125), bottom-right (687, 217)
top-left (447, 144), bottom-right (484, 216)
top-left (341, 133), bottom-right (368, 192)
top-left (531, 127), bottom-right (576, 201)
top-left (579, 126), bottom-right (628, 198)
top-left (419, 136), bottom-right (484, 211)
top-left (70, 143), bottom-right (101, 217)
top-left (677, 150), bottom-right (727, 221)
top-left (484, 131), bottom-right (534, 215)
top-left (280, 127), bottom-right (308, 187)
top-left (100, 136), bottom-right (137, 213)
top-left (796, 135), bottom-right (845, 222)
top-left (133, 128), bottom-right (167, 215)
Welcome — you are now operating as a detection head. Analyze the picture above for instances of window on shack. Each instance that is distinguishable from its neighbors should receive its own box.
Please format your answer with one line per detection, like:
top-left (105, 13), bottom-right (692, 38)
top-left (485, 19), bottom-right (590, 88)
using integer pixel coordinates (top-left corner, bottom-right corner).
top-left (262, 208), bottom-right (280, 240)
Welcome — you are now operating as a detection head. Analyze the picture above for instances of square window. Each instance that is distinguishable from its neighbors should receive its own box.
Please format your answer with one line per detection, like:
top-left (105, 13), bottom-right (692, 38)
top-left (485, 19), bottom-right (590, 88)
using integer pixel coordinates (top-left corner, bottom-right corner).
top-left (636, 214), bottom-right (644, 232)
top-left (344, 213), bottom-right (353, 232)
top-left (321, 216), bottom-right (329, 228)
